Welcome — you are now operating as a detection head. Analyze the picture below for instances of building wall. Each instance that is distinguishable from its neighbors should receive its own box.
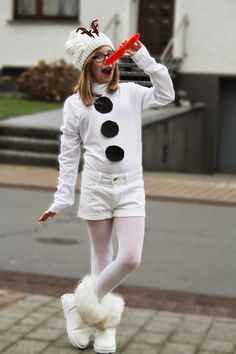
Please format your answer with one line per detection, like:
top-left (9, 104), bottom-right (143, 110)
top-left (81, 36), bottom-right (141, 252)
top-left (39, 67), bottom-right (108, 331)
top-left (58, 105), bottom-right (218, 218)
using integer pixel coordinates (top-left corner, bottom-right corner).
top-left (0, 0), bottom-right (76, 69)
top-left (174, 73), bottom-right (220, 173)
top-left (80, 0), bottom-right (139, 47)
top-left (0, 0), bottom-right (139, 69)
top-left (174, 0), bottom-right (236, 74)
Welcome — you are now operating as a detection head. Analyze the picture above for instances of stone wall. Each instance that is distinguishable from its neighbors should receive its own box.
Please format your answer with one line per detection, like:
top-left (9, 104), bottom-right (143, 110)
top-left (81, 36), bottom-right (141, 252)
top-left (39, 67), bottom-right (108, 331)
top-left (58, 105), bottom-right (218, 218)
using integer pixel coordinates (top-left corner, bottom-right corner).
top-left (142, 104), bottom-right (205, 172)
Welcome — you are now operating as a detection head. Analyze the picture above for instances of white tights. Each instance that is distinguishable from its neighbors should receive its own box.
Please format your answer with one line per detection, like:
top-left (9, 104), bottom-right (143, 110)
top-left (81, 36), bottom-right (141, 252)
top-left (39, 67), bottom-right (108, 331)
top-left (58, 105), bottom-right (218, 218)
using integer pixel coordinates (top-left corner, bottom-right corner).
top-left (87, 217), bottom-right (145, 298)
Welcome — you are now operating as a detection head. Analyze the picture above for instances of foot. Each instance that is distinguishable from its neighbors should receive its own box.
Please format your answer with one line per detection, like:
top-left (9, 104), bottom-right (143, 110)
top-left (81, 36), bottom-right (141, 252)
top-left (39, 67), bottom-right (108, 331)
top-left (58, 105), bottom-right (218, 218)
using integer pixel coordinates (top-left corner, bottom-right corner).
top-left (94, 328), bottom-right (116, 353)
top-left (61, 293), bottom-right (93, 349)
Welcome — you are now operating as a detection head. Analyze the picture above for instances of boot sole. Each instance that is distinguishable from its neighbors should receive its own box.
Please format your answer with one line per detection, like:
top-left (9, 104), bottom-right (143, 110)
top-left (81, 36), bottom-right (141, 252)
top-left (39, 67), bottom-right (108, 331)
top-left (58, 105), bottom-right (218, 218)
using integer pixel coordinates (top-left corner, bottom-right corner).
top-left (94, 344), bottom-right (116, 353)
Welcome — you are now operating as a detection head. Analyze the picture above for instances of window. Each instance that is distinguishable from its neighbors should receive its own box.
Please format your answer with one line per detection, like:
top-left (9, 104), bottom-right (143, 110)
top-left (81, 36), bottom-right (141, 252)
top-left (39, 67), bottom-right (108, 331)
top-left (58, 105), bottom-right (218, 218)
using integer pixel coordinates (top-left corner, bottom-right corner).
top-left (14, 0), bottom-right (78, 20)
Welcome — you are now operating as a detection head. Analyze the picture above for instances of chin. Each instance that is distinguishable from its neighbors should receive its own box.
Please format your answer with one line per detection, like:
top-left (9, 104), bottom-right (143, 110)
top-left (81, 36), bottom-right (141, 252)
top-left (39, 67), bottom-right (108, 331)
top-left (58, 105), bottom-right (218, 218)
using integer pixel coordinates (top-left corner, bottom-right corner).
top-left (99, 78), bottom-right (112, 84)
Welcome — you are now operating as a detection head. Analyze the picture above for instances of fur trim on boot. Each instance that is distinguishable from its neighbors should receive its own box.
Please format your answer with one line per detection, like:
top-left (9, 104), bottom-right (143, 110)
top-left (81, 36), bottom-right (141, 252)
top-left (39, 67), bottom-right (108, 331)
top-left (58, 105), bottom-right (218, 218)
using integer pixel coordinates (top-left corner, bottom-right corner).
top-left (74, 275), bottom-right (125, 330)
top-left (99, 292), bottom-right (125, 330)
top-left (74, 275), bottom-right (105, 327)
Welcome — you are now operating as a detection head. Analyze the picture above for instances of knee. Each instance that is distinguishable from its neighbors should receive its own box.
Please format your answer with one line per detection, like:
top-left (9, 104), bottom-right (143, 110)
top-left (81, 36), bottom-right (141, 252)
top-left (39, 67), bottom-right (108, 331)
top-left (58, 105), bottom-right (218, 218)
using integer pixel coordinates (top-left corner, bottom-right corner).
top-left (119, 255), bottom-right (142, 272)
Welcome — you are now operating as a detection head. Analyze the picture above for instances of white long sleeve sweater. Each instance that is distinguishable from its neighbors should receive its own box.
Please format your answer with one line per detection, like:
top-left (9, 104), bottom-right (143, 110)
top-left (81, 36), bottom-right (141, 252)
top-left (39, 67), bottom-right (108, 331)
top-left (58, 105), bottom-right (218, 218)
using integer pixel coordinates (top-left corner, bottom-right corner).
top-left (49, 45), bottom-right (175, 213)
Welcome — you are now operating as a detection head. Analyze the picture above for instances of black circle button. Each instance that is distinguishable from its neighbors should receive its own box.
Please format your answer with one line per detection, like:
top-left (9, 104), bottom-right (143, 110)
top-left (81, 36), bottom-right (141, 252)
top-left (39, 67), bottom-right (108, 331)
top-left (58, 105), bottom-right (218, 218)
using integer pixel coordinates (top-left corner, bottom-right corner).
top-left (101, 121), bottom-right (119, 138)
top-left (106, 146), bottom-right (124, 161)
top-left (94, 97), bottom-right (113, 114)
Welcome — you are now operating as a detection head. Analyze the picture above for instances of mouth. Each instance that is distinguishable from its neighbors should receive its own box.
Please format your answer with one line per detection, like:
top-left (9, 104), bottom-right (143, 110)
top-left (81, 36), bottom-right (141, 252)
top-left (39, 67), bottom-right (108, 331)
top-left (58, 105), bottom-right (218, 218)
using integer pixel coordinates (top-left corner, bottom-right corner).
top-left (101, 67), bottom-right (113, 76)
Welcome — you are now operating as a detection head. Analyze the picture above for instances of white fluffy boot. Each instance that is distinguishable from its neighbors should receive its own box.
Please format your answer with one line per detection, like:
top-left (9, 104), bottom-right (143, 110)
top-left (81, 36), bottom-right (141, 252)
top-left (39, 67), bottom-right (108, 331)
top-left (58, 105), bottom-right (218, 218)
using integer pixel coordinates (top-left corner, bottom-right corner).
top-left (61, 293), bottom-right (93, 349)
top-left (74, 275), bottom-right (125, 353)
top-left (94, 327), bottom-right (117, 353)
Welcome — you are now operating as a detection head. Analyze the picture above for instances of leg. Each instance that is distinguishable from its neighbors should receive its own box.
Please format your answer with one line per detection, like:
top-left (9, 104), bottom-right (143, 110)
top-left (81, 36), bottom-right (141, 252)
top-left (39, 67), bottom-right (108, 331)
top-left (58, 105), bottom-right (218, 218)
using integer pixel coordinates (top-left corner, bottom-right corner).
top-left (94, 217), bottom-right (145, 298)
top-left (74, 217), bottom-right (144, 352)
top-left (87, 218), bottom-right (114, 276)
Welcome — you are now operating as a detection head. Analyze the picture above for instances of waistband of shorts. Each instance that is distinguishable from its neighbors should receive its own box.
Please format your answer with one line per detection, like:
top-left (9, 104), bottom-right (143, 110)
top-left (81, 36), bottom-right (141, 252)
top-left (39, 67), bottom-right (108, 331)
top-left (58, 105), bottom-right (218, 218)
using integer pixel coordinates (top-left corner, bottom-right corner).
top-left (82, 167), bottom-right (143, 185)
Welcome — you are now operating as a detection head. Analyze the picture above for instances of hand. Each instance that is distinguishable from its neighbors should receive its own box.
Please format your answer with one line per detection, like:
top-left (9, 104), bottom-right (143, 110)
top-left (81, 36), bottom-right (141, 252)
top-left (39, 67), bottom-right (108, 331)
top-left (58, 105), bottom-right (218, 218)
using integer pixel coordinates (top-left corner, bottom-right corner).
top-left (124, 40), bottom-right (143, 56)
top-left (38, 210), bottom-right (56, 223)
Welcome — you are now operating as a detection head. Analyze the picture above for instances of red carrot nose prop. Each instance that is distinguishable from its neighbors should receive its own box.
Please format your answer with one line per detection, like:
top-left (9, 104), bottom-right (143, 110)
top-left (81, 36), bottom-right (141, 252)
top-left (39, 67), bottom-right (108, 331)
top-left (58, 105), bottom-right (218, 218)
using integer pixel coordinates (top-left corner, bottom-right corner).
top-left (105, 33), bottom-right (140, 65)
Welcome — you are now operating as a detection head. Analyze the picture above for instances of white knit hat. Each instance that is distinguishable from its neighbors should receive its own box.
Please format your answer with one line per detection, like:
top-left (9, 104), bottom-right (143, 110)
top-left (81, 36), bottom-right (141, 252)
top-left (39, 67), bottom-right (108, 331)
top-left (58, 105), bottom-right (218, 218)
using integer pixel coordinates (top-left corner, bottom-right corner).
top-left (65, 20), bottom-right (114, 71)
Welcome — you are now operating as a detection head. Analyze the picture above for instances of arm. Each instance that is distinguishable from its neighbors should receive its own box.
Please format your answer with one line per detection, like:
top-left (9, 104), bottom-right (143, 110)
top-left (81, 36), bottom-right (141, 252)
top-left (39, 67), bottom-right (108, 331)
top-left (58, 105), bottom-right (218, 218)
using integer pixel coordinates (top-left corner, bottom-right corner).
top-left (39, 99), bottom-right (81, 221)
top-left (127, 42), bottom-right (175, 110)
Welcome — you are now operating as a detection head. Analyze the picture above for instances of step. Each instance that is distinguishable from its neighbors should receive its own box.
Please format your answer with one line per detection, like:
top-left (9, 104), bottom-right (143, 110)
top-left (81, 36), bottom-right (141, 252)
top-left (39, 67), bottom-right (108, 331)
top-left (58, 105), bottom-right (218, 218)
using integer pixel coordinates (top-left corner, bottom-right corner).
top-left (0, 126), bottom-right (59, 140)
top-left (0, 149), bottom-right (58, 167)
top-left (119, 70), bottom-right (149, 78)
top-left (0, 136), bottom-right (59, 153)
top-left (118, 62), bottom-right (142, 70)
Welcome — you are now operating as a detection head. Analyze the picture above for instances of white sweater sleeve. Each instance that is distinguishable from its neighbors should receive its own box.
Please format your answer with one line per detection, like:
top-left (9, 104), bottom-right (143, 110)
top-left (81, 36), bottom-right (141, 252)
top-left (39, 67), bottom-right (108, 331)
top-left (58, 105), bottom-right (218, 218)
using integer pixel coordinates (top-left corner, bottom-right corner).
top-left (49, 99), bottom-right (81, 213)
top-left (131, 45), bottom-right (175, 110)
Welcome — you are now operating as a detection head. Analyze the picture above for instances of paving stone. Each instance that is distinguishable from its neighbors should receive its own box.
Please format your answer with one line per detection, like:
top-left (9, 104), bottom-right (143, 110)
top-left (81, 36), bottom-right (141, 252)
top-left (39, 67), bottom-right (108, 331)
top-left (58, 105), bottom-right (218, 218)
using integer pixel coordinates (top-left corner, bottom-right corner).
top-left (207, 320), bottom-right (236, 342)
top-left (0, 290), bottom-right (25, 310)
top-left (26, 295), bottom-right (54, 303)
top-left (0, 332), bottom-right (23, 343)
top-left (178, 320), bottom-right (210, 334)
top-left (160, 342), bottom-right (196, 354)
top-left (117, 326), bottom-right (141, 350)
top-left (53, 336), bottom-right (72, 348)
top-left (44, 317), bottom-right (65, 330)
top-left (125, 307), bottom-right (156, 318)
top-left (17, 312), bottom-right (51, 327)
top-left (117, 324), bottom-right (140, 339)
top-left (156, 311), bottom-right (183, 321)
top-left (170, 330), bottom-right (204, 345)
top-left (132, 330), bottom-right (168, 345)
top-left (9, 324), bottom-right (33, 334)
top-left (0, 318), bottom-right (18, 331)
top-left (117, 333), bottom-right (133, 349)
top-left (121, 312), bottom-right (152, 326)
top-left (122, 342), bottom-right (159, 354)
top-left (185, 314), bottom-right (213, 324)
top-left (53, 312), bottom-right (64, 320)
top-left (35, 305), bottom-right (61, 314)
top-left (144, 317), bottom-right (179, 333)
top-left (2, 339), bottom-right (49, 354)
top-left (0, 308), bottom-right (26, 319)
top-left (7, 302), bottom-right (40, 314)
top-left (44, 298), bottom-right (62, 310)
top-left (41, 347), bottom-right (83, 354)
top-left (215, 317), bottom-right (236, 324)
top-left (0, 341), bottom-right (10, 351)
top-left (25, 327), bottom-right (63, 341)
top-left (197, 352), bottom-right (217, 354)
top-left (200, 339), bottom-right (234, 353)
top-left (154, 312), bottom-right (183, 326)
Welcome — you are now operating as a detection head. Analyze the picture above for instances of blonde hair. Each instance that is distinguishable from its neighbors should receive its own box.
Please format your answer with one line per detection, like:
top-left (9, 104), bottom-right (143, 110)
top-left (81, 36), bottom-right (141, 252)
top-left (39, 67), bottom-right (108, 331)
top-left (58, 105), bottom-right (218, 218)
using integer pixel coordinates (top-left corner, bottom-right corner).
top-left (74, 47), bottom-right (120, 106)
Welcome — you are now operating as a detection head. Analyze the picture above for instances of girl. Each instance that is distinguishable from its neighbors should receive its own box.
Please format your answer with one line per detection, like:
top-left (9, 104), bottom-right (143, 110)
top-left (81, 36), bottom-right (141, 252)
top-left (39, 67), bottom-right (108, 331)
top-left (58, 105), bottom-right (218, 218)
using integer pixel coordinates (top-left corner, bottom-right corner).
top-left (39, 20), bottom-right (175, 354)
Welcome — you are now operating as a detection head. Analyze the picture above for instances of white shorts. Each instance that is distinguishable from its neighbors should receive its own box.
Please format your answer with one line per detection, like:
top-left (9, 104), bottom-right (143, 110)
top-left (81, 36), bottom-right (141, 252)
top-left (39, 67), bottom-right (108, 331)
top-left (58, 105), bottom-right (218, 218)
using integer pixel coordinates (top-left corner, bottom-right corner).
top-left (78, 167), bottom-right (145, 220)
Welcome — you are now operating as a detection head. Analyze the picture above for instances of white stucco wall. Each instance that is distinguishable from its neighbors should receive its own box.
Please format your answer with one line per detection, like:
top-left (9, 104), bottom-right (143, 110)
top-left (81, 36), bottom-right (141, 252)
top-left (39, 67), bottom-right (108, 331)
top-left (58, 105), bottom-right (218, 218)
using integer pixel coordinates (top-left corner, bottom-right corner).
top-left (174, 0), bottom-right (236, 74)
top-left (0, 0), bottom-right (139, 69)
top-left (80, 0), bottom-right (139, 48)
top-left (0, 0), bottom-right (78, 69)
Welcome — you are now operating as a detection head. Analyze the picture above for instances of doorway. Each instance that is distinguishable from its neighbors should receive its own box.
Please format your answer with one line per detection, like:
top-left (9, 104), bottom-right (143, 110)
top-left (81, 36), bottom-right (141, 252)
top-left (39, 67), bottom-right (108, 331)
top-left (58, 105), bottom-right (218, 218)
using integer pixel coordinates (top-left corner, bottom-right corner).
top-left (138, 0), bottom-right (175, 57)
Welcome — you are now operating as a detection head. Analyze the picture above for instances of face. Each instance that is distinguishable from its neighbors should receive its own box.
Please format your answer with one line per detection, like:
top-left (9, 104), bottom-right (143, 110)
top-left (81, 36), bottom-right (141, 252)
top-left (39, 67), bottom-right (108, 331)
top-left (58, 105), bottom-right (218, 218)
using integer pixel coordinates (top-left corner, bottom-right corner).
top-left (90, 46), bottom-right (115, 84)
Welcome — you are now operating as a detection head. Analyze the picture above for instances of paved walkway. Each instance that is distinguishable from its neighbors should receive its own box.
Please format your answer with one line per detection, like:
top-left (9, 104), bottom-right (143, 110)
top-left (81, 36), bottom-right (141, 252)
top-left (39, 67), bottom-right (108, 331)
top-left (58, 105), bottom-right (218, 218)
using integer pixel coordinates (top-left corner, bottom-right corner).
top-left (1, 290), bottom-right (236, 354)
top-left (0, 164), bottom-right (236, 206)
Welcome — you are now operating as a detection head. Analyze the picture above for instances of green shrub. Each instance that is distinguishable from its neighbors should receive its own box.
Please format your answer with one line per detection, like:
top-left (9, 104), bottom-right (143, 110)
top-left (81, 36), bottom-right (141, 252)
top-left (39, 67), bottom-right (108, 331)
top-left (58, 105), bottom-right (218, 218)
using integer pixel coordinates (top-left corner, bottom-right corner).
top-left (16, 59), bottom-right (79, 102)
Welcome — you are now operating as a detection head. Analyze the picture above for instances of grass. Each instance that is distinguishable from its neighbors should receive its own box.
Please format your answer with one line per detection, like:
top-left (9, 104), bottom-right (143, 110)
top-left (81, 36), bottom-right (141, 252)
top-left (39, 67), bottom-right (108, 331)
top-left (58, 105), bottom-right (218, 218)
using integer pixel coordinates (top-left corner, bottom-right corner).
top-left (0, 96), bottom-right (63, 120)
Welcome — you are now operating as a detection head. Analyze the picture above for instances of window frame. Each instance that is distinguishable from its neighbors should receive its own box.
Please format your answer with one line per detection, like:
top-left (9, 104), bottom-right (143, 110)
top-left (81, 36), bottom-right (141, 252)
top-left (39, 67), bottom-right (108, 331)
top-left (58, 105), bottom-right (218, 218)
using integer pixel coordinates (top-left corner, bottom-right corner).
top-left (14, 0), bottom-right (78, 21)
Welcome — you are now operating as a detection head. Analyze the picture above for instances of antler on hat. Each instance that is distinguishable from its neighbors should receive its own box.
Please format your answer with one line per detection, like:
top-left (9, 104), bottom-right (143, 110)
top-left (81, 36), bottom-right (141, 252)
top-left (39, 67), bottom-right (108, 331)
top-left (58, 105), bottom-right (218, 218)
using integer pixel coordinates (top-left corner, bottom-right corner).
top-left (65, 19), bottom-right (114, 71)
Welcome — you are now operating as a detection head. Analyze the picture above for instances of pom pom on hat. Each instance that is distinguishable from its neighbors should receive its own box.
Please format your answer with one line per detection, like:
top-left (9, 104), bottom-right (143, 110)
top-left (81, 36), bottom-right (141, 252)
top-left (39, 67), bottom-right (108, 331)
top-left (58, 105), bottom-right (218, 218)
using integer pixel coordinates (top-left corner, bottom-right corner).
top-left (65, 19), bottom-right (114, 71)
